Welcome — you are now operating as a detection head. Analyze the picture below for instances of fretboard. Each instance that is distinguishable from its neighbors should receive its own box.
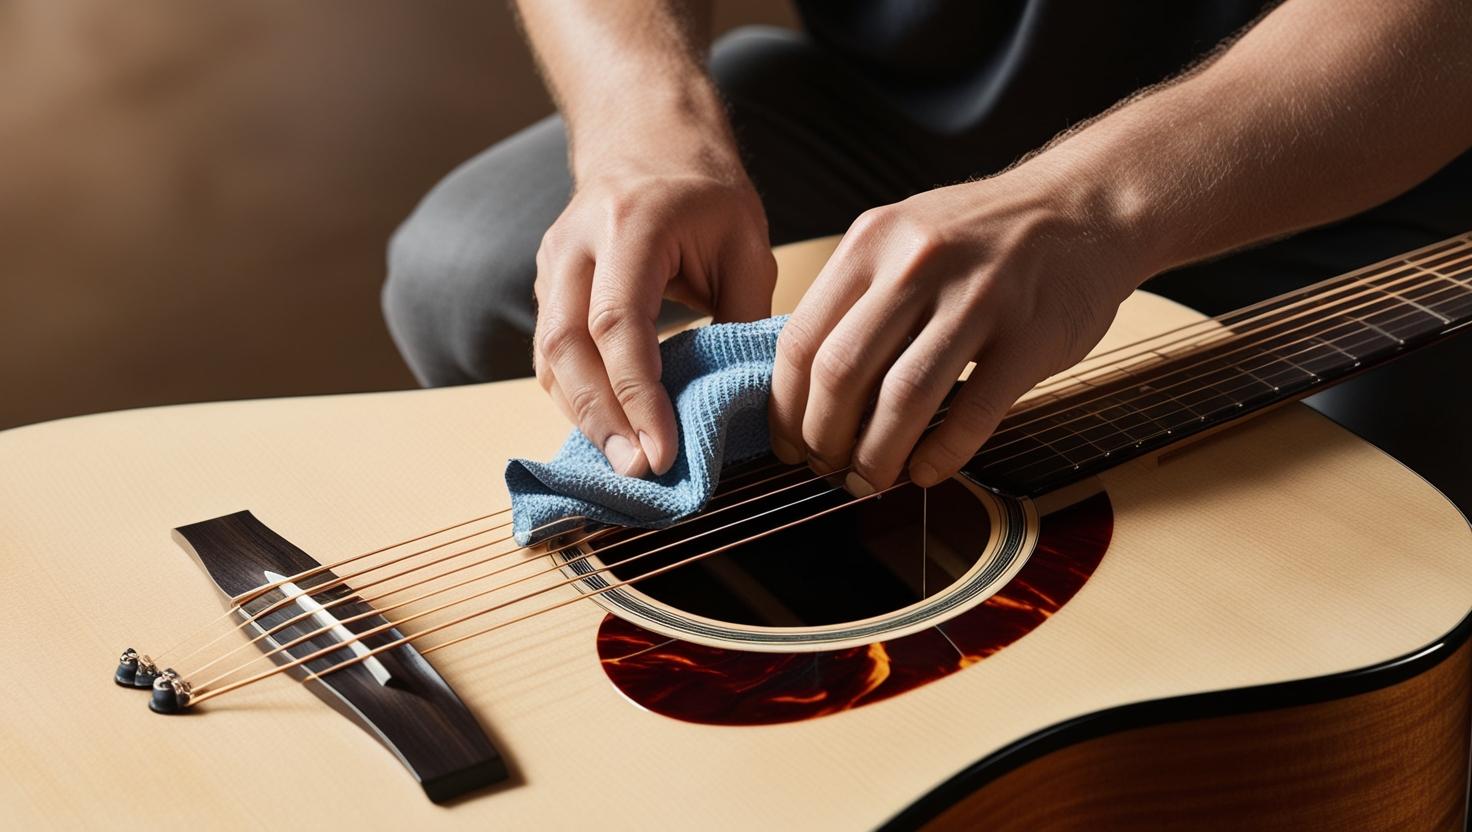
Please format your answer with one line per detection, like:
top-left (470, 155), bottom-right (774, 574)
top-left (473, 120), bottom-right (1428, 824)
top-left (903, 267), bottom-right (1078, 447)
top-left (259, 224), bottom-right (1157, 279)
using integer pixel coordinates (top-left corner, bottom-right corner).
top-left (961, 233), bottom-right (1472, 497)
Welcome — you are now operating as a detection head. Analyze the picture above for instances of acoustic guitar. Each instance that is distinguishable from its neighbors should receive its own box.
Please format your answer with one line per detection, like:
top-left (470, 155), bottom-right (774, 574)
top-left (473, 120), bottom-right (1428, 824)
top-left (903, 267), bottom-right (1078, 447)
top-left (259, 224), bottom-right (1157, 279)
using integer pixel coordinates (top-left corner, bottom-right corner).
top-left (3, 234), bottom-right (1471, 830)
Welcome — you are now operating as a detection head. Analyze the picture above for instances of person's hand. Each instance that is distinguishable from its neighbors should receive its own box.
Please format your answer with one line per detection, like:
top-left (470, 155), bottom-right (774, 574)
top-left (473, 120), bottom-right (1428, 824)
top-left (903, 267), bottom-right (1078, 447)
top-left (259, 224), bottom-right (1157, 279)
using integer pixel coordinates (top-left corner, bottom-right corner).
top-left (534, 145), bottom-right (776, 478)
top-left (768, 165), bottom-right (1155, 495)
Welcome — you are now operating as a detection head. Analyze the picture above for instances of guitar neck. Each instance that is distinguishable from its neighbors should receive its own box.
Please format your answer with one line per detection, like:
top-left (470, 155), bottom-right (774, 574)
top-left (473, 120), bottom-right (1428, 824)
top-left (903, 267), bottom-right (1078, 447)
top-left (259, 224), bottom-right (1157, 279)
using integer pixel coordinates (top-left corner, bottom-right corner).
top-left (963, 232), bottom-right (1472, 498)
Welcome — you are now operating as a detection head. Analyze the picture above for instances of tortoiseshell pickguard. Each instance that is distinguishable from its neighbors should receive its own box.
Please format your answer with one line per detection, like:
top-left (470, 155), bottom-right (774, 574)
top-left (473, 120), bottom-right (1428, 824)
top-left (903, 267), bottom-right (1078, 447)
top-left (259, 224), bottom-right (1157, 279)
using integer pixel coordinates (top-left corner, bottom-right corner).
top-left (597, 492), bottom-right (1113, 726)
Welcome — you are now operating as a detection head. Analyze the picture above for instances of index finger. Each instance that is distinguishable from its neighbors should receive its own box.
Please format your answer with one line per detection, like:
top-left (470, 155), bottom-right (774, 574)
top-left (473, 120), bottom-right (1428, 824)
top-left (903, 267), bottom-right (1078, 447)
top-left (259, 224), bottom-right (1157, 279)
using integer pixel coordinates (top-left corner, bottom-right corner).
top-left (588, 239), bottom-right (678, 475)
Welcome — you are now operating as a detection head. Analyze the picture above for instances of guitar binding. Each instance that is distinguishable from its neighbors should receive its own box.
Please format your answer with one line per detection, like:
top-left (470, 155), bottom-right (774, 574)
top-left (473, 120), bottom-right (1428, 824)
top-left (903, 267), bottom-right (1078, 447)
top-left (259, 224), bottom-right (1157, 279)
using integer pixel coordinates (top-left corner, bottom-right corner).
top-left (160, 510), bottom-right (509, 803)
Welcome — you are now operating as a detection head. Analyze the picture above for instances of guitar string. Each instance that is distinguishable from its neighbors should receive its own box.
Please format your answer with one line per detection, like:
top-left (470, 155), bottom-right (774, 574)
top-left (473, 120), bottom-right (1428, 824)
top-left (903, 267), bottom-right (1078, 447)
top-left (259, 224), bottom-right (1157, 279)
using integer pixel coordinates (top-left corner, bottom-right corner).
top-left (182, 526), bottom-right (609, 679)
top-left (164, 455), bottom-right (820, 670)
top-left (181, 460), bottom-right (847, 679)
top-left (966, 250), bottom-right (1472, 464)
top-left (971, 259), bottom-right (1472, 471)
top-left (186, 467), bottom-right (855, 691)
top-left (149, 452), bottom-right (800, 664)
top-left (150, 238), bottom-right (1472, 672)
top-left (184, 279), bottom-right (1472, 699)
top-left (999, 236), bottom-right (1469, 396)
top-left (167, 251), bottom-right (1472, 680)
top-left (1007, 238), bottom-right (1470, 403)
top-left (148, 507), bottom-right (515, 661)
top-left (157, 517), bottom-right (565, 667)
top-left (1018, 239), bottom-right (1470, 401)
top-left (1012, 285), bottom-right (1472, 486)
top-left (187, 477), bottom-right (906, 704)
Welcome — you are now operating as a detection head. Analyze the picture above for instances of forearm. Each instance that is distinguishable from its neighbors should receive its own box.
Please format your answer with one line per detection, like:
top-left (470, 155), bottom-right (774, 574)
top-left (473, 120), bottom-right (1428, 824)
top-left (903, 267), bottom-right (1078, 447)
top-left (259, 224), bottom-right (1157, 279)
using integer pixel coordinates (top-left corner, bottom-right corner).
top-left (1040, 0), bottom-right (1472, 279)
top-left (512, 0), bottom-right (739, 181)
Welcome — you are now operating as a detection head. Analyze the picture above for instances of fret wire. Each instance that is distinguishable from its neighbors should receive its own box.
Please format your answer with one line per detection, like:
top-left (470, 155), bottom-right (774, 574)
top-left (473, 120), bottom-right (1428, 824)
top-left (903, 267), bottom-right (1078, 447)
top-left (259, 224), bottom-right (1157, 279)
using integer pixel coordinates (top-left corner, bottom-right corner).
top-left (1312, 335), bottom-right (1360, 362)
top-left (1112, 395), bottom-right (1178, 435)
top-left (1183, 366), bottom-right (1254, 406)
top-left (1416, 266), bottom-right (1472, 289)
top-left (1443, 261), bottom-right (1472, 281)
top-left (1096, 398), bottom-right (1164, 440)
top-left (1084, 412), bottom-right (1144, 448)
top-left (1044, 412), bottom-right (1132, 456)
top-left (1351, 314), bottom-right (1407, 346)
top-left (1355, 291), bottom-right (1444, 339)
top-left (1383, 287), bottom-right (1453, 323)
top-left (1025, 430), bottom-right (1085, 471)
top-left (1233, 360), bottom-right (1283, 393)
top-left (999, 283), bottom-right (1472, 483)
top-left (1408, 244), bottom-right (1472, 272)
top-left (1406, 271), bottom-right (1472, 309)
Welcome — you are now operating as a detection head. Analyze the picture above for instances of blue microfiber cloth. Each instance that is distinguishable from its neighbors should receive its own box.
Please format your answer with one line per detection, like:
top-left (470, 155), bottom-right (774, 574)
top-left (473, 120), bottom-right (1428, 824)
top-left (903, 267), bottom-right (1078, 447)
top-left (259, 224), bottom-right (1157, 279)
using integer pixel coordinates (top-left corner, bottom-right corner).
top-left (506, 316), bottom-right (788, 545)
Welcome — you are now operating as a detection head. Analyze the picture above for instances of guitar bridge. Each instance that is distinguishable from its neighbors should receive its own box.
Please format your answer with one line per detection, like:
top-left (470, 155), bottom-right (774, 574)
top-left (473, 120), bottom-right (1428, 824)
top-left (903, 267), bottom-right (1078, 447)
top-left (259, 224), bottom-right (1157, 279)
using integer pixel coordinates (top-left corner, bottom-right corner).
top-left (169, 511), bottom-right (509, 803)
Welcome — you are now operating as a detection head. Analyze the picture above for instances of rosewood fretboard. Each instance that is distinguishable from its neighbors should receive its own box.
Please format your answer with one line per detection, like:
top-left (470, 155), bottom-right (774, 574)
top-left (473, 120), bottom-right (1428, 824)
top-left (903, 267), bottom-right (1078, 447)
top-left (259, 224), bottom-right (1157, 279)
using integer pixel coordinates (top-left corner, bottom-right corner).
top-left (961, 233), bottom-right (1472, 497)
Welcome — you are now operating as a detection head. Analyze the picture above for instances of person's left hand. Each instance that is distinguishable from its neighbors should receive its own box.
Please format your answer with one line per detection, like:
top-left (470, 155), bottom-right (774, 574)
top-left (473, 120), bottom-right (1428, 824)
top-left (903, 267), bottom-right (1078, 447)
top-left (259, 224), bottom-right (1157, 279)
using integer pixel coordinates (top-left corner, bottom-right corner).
top-left (768, 165), bottom-right (1157, 495)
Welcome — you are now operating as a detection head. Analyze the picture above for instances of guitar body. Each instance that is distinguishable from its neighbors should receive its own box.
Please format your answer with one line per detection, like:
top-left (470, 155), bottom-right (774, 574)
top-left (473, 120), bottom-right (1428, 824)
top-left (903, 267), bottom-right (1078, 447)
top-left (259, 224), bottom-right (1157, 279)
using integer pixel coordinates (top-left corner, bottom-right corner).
top-left (1, 239), bottom-right (1469, 829)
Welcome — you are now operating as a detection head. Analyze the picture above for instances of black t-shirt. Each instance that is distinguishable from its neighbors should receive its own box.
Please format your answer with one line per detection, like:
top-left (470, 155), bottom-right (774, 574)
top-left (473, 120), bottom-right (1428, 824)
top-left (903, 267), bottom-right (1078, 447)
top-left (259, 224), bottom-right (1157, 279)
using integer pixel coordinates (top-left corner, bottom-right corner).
top-left (792, 0), bottom-right (1273, 135)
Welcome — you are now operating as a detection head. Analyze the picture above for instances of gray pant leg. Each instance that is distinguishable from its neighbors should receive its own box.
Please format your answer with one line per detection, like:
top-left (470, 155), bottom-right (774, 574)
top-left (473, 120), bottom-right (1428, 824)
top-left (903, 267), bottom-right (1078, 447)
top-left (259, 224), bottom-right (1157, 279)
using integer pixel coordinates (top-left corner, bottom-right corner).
top-left (383, 116), bottom-right (570, 385)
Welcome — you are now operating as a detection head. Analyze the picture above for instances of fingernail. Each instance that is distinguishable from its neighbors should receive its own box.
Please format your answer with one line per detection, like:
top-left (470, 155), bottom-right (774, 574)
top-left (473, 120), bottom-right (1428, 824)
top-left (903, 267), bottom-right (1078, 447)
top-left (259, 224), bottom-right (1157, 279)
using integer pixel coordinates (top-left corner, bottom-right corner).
top-left (638, 431), bottom-right (668, 475)
top-left (910, 461), bottom-right (938, 487)
top-left (808, 456), bottom-right (832, 476)
top-left (844, 472), bottom-right (875, 498)
top-left (604, 434), bottom-right (643, 476)
top-left (771, 436), bottom-right (802, 465)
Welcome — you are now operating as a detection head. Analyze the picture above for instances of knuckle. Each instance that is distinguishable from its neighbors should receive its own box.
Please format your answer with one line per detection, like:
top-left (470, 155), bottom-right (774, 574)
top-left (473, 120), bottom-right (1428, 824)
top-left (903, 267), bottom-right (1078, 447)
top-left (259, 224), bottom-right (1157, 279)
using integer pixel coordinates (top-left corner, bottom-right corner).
top-left (538, 222), bottom-right (568, 255)
top-left (604, 193), bottom-right (639, 228)
top-left (535, 320), bottom-right (581, 365)
top-left (883, 366), bottom-right (933, 411)
top-left (907, 229), bottom-right (947, 266)
top-left (532, 271), bottom-right (552, 306)
top-left (849, 447), bottom-right (887, 482)
top-left (849, 206), bottom-right (893, 240)
top-left (587, 302), bottom-right (636, 344)
top-left (811, 340), bottom-right (861, 394)
top-left (895, 225), bottom-right (948, 275)
top-left (609, 375), bottom-right (660, 411)
top-left (776, 316), bottom-right (820, 365)
top-left (565, 384), bottom-right (603, 426)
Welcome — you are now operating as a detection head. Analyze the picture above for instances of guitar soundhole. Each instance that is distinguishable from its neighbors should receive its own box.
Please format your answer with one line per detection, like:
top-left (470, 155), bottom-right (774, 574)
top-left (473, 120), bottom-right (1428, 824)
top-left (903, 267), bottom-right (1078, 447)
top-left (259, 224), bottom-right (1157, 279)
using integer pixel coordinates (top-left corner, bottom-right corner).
top-left (589, 479), bottom-right (990, 627)
top-left (596, 490), bottom-right (1113, 726)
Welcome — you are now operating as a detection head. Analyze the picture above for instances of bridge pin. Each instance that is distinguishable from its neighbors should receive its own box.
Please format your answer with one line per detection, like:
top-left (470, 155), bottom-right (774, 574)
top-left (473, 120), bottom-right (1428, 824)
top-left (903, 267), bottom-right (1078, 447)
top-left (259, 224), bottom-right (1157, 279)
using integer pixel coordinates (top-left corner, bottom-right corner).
top-left (148, 669), bottom-right (192, 715)
top-left (131, 654), bottom-right (160, 689)
top-left (113, 648), bottom-right (139, 688)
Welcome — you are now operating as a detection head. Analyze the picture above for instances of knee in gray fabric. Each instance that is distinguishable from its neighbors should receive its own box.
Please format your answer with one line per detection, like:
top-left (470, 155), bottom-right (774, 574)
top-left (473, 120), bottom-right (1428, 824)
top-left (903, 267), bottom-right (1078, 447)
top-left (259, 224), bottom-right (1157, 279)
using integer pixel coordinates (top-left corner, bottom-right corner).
top-left (382, 201), bottom-right (538, 387)
top-left (383, 119), bottom-right (571, 387)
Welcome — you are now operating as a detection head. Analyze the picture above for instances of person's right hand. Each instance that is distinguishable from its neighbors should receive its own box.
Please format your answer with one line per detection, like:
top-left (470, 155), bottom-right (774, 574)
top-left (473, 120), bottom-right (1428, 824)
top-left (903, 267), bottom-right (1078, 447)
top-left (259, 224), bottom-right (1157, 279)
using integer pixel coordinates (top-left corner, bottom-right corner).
top-left (533, 145), bottom-right (776, 479)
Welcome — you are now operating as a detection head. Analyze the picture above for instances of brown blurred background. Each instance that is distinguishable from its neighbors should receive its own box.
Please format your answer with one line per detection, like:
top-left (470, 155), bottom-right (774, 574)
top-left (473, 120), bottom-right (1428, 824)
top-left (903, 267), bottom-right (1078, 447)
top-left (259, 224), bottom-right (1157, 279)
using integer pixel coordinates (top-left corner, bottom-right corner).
top-left (0, 0), bottom-right (795, 430)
